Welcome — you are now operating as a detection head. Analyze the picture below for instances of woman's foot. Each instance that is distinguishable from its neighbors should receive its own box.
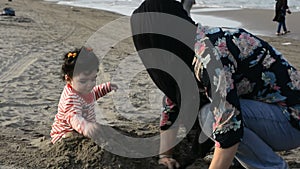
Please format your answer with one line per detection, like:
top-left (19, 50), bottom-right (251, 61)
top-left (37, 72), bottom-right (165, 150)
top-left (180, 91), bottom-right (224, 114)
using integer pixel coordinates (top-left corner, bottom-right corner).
top-left (283, 30), bottom-right (291, 34)
top-left (276, 32), bottom-right (282, 36)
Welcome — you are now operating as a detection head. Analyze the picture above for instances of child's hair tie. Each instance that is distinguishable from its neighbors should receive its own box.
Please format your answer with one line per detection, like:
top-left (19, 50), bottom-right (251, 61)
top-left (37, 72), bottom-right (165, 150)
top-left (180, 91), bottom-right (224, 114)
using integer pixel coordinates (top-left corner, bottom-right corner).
top-left (67, 52), bottom-right (77, 58)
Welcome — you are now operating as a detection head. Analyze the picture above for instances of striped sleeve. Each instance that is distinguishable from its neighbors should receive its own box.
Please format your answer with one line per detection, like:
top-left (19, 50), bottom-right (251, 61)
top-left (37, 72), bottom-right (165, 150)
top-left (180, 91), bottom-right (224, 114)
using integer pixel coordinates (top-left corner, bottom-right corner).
top-left (93, 82), bottom-right (112, 100)
top-left (60, 97), bottom-right (96, 137)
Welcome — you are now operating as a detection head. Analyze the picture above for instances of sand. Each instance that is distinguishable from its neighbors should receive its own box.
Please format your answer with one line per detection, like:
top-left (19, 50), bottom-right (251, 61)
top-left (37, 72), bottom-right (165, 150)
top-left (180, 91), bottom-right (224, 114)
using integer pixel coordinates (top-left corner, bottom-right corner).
top-left (0, 0), bottom-right (299, 168)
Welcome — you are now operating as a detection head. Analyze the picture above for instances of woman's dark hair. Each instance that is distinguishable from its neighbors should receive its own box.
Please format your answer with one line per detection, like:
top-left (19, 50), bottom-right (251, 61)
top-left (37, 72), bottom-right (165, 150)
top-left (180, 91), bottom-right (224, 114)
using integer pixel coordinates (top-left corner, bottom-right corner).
top-left (61, 46), bottom-right (99, 81)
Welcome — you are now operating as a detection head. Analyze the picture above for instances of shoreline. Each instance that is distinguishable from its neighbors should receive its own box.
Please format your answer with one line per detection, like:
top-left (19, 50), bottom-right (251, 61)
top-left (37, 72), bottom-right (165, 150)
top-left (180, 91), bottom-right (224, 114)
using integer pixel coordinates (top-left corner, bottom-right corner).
top-left (46, 0), bottom-right (300, 39)
top-left (192, 8), bottom-right (300, 40)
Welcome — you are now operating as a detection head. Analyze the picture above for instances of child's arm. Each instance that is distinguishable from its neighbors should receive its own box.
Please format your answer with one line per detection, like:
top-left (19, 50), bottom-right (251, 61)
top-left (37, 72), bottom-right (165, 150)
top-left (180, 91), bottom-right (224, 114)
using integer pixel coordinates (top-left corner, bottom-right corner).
top-left (69, 114), bottom-right (99, 138)
top-left (63, 98), bottom-right (99, 138)
top-left (93, 82), bottom-right (118, 100)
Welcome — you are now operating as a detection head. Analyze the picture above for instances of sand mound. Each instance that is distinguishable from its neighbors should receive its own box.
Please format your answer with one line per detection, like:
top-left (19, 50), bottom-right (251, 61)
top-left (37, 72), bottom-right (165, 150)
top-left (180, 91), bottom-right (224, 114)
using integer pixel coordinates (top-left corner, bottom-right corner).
top-left (27, 128), bottom-right (209, 169)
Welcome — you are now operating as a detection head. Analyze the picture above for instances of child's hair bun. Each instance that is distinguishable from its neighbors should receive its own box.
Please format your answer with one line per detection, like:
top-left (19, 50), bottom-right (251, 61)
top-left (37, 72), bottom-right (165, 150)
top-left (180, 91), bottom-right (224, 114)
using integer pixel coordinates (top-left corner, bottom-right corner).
top-left (61, 47), bottom-right (99, 81)
top-left (64, 48), bottom-right (81, 63)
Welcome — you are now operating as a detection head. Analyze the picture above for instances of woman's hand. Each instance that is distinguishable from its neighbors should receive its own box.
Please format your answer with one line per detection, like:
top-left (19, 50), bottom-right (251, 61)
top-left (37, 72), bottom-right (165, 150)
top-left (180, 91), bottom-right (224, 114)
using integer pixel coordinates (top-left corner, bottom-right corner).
top-left (209, 143), bottom-right (239, 169)
top-left (158, 157), bottom-right (180, 169)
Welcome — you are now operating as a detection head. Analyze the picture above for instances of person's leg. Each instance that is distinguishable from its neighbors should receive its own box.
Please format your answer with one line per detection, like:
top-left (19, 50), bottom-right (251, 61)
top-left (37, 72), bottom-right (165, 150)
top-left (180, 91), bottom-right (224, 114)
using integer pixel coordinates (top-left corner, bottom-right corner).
top-left (282, 17), bottom-right (288, 33)
top-left (282, 19), bottom-right (290, 34)
top-left (236, 128), bottom-right (289, 169)
top-left (277, 22), bottom-right (283, 34)
top-left (235, 99), bottom-right (300, 169)
top-left (240, 99), bottom-right (300, 150)
top-left (199, 100), bottom-right (300, 169)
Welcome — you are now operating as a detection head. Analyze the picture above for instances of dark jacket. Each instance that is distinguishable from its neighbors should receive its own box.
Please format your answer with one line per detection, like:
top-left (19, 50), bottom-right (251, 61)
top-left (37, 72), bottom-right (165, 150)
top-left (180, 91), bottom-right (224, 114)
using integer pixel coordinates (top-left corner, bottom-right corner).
top-left (273, 0), bottom-right (289, 22)
top-left (130, 0), bottom-right (197, 106)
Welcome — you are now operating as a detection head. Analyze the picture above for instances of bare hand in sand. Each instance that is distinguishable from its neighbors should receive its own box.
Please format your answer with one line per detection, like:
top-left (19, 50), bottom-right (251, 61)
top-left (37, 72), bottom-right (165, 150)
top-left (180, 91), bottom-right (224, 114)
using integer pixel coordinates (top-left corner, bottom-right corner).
top-left (110, 83), bottom-right (118, 91)
top-left (158, 157), bottom-right (180, 169)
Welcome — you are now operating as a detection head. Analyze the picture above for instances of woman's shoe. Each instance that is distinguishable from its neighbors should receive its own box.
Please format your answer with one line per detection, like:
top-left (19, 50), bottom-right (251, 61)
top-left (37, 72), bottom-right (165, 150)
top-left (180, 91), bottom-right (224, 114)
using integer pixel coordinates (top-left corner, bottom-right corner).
top-left (276, 32), bottom-right (282, 36)
top-left (283, 30), bottom-right (291, 34)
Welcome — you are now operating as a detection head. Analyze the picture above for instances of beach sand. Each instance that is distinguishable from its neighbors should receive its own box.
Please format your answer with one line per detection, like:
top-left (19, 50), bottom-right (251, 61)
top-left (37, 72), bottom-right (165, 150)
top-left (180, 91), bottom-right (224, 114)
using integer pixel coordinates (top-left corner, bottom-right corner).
top-left (0, 0), bottom-right (299, 168)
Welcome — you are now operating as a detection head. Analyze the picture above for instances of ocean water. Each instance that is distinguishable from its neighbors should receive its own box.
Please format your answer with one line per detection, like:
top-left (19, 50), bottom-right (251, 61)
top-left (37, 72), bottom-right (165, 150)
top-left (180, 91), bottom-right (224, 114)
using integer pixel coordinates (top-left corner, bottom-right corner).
top-left (48, 0), bottom-right (300, 29)
top-left (195, 0), bottom-right (300, 11)
top-left (51, 0), bottom-right (300, 16)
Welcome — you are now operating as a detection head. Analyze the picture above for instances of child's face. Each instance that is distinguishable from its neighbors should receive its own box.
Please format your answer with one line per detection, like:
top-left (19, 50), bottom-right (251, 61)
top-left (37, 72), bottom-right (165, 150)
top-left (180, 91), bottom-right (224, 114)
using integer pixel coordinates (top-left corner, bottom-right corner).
top-left (70, 70), bottom-right (97, 95)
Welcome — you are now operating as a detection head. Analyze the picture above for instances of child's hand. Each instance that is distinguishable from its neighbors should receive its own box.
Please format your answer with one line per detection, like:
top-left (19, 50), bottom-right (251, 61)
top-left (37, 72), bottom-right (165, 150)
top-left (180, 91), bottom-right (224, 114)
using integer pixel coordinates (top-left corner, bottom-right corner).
top-left (110, 83), bottom-right (118, 91)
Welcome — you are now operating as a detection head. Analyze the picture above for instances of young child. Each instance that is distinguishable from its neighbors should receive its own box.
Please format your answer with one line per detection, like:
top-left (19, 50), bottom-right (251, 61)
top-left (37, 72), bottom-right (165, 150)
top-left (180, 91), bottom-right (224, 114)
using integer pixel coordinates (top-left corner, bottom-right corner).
top-left (50, 47), bottom-right (118, 144)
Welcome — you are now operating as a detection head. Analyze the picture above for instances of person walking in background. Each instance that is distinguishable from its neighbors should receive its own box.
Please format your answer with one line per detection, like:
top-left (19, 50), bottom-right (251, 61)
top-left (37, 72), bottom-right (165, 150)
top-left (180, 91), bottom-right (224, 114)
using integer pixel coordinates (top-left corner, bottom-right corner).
top-left (273, 0), bottom-right (291, 36)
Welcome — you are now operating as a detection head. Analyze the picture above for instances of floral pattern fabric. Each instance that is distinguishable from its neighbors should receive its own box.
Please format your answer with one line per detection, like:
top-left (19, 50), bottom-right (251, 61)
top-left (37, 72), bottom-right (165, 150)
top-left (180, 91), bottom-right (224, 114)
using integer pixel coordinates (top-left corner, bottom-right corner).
top-left (194, 24), bottom-right (300, 148)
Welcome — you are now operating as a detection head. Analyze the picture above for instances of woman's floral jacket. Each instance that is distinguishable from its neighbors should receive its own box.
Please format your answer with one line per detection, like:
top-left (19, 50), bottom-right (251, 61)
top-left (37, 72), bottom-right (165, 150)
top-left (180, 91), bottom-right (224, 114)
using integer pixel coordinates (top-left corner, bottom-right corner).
top-left (193, 24), bottom-right (300, 148)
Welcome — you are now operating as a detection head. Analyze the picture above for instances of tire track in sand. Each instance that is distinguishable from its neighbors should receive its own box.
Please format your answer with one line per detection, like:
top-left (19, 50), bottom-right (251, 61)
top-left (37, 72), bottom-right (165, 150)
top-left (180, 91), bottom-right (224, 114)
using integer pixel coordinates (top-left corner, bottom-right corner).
top-left (0, 0), bottom-right (78, 83)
